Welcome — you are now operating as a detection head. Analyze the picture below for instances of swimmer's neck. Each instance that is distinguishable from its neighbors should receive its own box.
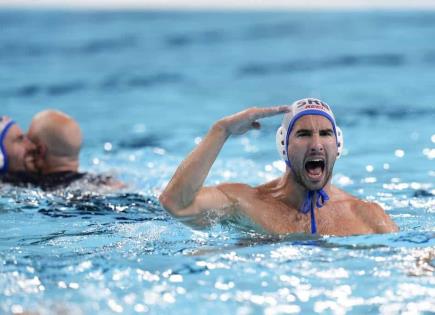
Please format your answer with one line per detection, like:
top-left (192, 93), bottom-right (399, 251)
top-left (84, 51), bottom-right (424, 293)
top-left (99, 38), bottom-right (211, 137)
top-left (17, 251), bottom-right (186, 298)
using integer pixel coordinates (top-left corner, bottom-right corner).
top-left (41, 156), bottom-right (79, 174)
top-left (271, 169), bottom-right (333, 210)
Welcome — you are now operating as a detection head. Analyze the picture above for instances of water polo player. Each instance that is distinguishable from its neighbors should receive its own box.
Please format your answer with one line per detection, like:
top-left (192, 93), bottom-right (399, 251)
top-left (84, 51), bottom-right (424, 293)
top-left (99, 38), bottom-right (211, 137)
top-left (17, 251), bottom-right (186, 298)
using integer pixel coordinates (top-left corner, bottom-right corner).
top-left (160, 98), bottom-right (398, 235)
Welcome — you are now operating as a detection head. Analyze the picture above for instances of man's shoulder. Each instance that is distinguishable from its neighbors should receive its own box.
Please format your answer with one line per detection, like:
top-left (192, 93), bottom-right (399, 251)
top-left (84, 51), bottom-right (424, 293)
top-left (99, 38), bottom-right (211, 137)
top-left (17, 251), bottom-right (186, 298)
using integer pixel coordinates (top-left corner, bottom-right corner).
top-left (216, 182), bottom-right (256, 196)
top-left (331, 186), bottom-right (383, 213)
top-left (349, 199), bottom-right (398, 233)
top-left (216, 179), bottom-right (283, 195)
top-left (330, 186), bottom-right (398, 233)
top-left (348, 200), bottom-right (386, 223)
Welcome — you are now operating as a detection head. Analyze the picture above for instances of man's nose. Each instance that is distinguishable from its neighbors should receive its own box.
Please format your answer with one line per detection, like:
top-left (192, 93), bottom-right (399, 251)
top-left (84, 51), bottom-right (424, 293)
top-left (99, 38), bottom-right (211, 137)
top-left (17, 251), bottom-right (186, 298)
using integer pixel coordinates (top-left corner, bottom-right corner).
top-left (309, 134), bottom-right (324, 153)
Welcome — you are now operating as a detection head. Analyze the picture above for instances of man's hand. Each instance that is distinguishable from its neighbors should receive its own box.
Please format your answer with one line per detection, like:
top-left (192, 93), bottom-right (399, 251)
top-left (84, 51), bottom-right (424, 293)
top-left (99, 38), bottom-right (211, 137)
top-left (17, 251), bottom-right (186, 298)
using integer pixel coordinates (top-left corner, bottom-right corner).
top-left (217, 106), bottom-right (290, 136)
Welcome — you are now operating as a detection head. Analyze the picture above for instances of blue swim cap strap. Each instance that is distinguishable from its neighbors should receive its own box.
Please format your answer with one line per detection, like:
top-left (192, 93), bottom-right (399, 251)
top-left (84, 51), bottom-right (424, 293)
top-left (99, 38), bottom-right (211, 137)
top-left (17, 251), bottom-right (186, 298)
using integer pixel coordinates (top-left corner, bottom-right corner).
top-left (301, 190), bottom-right (314, 214)
top-left (300, 188), bottom-right (329, 234)
top-left (316, 189), bottom-right (329, 208)
top-left (310, 199), bottom-right (317, 234)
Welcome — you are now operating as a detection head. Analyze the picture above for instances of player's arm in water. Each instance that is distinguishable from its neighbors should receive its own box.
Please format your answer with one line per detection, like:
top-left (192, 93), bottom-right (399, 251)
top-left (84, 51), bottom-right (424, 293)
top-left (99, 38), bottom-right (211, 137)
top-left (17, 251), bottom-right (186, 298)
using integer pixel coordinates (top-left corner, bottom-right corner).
top-left (159, 106), bottom-right (289, 227)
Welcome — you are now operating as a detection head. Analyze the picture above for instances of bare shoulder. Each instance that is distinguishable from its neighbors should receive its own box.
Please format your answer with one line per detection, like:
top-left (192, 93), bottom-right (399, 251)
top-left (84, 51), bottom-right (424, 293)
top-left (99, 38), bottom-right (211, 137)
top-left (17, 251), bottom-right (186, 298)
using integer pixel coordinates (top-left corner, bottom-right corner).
top-left (352, 199), bottom-right (386, 219)
top-left (332, 187), bottom-right (399, 233)
top-left (330, 186), bottom-right (358, 202)
top-left (216, 182), bottom-right (256, 199)
top-left (215, 181), bottom-right (272, 211)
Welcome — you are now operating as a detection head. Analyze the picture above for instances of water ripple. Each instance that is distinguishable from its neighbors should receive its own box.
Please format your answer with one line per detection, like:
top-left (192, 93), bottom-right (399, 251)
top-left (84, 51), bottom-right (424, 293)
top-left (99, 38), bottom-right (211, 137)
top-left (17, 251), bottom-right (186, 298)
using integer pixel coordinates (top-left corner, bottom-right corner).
top-left (80, 35), bottom-right (137, 54)
top-left (4, 81), bottom-right (87, 98)
top-left (100, 72), bottom-right (183, 90)
top-left (165, 30), bottom-right (226, 47)
top-left (239, 53), bottom-right (405, 77)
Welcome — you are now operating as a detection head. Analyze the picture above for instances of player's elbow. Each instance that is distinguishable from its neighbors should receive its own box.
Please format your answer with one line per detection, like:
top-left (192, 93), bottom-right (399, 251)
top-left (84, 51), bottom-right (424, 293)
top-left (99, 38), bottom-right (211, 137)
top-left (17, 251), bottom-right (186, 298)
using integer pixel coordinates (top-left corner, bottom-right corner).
top-left (159, 192), bottom-right (179, 214)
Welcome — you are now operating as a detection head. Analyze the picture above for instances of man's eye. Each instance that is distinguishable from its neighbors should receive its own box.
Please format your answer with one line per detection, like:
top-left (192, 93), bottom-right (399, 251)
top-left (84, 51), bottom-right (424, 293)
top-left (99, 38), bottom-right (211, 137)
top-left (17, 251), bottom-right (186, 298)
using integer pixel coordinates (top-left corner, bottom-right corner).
top-left (297, 132), bottom-right (309, 137)
top-left (320, 130), bottom-right (333, 136)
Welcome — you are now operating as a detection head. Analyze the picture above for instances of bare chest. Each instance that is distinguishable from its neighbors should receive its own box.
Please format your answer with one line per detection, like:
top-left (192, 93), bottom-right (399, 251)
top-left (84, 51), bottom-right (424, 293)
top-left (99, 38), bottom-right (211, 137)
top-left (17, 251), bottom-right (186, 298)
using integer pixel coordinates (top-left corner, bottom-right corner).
top-left (236, 197), bottom-right (367, 235)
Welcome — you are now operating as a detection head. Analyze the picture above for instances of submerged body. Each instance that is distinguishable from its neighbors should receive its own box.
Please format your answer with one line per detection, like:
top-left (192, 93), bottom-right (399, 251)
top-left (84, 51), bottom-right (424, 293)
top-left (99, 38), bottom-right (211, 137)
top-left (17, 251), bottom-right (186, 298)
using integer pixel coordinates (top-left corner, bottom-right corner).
top-left (0, 170), bottom-right (118, 191)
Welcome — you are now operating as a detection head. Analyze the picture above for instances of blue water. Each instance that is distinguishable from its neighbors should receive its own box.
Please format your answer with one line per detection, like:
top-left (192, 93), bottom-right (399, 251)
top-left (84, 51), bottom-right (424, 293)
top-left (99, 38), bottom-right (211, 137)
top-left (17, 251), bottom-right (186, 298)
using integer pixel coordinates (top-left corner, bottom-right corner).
top-left (1, 9), bottom-right (434, 315)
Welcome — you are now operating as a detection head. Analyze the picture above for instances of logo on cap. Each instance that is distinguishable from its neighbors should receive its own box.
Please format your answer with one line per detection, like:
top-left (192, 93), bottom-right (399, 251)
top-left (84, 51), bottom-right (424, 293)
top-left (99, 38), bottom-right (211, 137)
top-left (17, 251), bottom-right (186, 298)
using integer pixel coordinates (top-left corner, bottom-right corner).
top-left (296, 99), bottom-right (330, 112)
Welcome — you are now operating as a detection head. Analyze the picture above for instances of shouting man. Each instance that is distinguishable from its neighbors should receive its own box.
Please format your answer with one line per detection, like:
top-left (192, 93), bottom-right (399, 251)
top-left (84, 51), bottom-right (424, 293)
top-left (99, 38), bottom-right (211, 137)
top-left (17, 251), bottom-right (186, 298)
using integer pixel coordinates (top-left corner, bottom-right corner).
top-left (159, 98), bottom-right (398, 236)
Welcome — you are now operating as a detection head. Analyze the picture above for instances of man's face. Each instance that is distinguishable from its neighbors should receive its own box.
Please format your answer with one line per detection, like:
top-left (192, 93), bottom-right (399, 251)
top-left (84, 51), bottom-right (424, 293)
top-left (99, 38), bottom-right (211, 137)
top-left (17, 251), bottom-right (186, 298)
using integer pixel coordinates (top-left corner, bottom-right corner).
top-left (287, 115), bottom-right (338, 191)
top-left (3, 124), bottom-right (37, 172)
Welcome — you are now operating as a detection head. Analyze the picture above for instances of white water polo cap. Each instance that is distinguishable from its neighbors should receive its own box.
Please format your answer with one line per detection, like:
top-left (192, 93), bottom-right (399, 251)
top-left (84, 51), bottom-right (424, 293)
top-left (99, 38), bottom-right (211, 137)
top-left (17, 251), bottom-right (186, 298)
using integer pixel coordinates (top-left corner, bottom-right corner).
top-left (0, 116), bottom-right (16, 173)
top-left (276, 98), bottom-right (344, 167)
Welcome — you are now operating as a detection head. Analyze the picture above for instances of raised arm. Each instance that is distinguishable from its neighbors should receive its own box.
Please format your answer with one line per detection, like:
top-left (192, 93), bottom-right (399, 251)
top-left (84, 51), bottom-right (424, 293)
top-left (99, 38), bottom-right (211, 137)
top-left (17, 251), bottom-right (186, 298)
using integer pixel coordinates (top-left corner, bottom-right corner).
top-left (159, 106), bottom-right (289, 226)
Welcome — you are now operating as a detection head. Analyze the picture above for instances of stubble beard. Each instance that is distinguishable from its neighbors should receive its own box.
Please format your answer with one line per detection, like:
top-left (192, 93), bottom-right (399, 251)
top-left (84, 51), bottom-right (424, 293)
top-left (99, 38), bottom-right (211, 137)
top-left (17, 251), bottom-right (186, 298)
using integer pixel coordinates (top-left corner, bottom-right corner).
top-left (290, 159), bottom-right (335, 191)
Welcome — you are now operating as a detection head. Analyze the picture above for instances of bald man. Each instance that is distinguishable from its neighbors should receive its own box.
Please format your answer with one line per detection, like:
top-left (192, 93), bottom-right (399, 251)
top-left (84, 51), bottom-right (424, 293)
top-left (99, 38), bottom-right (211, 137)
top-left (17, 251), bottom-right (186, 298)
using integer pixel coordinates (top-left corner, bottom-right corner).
top-left (26, 110), bottom-right (124, 190)
top-left (28, 110), bottom-right (82, 174)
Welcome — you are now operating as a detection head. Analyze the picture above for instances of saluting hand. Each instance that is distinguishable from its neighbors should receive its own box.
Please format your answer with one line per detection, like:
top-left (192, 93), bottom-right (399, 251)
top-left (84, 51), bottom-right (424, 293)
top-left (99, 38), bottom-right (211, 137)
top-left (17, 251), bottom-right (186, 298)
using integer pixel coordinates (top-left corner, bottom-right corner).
top-left (217, 106), bottom-right (290, 136)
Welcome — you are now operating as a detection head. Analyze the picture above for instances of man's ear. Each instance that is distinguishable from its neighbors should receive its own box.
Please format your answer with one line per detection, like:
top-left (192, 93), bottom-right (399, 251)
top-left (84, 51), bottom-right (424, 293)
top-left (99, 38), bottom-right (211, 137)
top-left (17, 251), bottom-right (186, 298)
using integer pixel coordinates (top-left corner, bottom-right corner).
top-left (36, 143), bottom-right (47, 159)
top-left (33, 143), bottom-right (47, 173)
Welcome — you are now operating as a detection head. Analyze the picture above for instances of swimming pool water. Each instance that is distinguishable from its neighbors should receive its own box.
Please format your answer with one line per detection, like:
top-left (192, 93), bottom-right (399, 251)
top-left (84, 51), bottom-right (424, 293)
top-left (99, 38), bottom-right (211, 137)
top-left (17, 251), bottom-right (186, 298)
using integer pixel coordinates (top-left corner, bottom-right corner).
top-left (0, 9), bottom-right (434, 315)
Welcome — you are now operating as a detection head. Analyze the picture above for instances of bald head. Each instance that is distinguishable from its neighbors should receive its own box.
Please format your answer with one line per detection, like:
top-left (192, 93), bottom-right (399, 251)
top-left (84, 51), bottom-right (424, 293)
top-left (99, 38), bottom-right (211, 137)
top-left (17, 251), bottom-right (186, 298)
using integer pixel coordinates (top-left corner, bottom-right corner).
top-left (28, 110), bottom-right (82, 174)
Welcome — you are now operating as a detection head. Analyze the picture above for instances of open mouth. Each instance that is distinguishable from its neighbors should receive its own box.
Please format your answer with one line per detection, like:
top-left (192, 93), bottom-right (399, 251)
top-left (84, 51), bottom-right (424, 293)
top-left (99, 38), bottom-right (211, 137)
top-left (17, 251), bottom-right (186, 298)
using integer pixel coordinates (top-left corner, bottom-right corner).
top-left (304, 159), bottom-right (325, 179)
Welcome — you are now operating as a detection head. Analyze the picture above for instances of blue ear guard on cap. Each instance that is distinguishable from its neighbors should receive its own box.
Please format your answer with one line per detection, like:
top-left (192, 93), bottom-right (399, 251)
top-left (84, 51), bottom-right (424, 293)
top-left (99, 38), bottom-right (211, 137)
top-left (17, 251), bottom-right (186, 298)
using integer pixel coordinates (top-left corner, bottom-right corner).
top-left (0, 117), bottom-right (16, 174)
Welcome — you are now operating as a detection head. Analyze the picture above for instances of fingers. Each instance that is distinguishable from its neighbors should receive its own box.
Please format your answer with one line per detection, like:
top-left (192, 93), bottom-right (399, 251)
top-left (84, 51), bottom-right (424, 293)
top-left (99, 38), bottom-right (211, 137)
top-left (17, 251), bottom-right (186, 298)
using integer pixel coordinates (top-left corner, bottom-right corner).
top-left (250, 105), bottom-right (290, 120)
top-left (222, 105), bottom-right (289, 136)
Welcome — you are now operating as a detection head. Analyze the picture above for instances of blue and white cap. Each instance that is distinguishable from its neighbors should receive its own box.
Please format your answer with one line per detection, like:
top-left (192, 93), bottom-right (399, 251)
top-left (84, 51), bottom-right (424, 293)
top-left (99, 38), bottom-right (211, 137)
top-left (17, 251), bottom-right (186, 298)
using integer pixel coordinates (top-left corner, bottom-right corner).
top-left (0, 116), bottom-right (16, 173)
top-left (276, 98), bottom-right (344, 168)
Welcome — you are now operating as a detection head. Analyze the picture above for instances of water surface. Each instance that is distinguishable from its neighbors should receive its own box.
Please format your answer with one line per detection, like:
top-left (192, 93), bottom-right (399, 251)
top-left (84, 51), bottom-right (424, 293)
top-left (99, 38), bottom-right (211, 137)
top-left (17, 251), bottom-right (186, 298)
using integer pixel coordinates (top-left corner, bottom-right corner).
top-left (1, 9), bottom-right (434, 315)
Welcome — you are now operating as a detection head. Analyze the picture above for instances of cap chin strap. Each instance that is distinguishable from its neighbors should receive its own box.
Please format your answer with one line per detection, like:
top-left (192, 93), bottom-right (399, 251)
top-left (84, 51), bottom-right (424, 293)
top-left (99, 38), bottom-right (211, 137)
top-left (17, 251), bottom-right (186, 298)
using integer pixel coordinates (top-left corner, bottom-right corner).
top-left (301, 189), bottom-right (329, 234)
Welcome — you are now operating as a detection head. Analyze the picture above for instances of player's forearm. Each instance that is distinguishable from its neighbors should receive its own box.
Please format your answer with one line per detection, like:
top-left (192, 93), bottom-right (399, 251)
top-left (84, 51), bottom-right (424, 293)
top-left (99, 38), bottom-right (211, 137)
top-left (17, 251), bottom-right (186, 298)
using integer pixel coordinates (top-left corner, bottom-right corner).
top-left (159, 121), bottom-right (230, 211)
